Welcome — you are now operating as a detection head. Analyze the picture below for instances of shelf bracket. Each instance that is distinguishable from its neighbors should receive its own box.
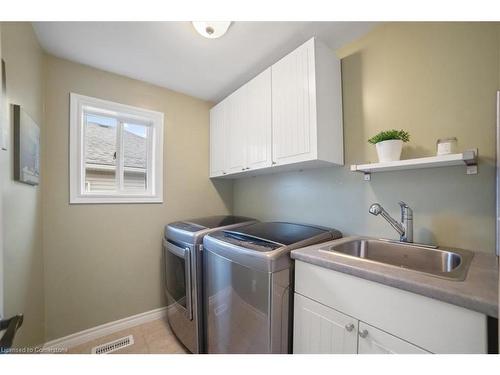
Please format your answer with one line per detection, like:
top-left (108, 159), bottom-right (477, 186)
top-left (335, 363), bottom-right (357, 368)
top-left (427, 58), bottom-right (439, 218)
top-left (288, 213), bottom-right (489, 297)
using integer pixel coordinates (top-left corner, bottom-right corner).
top-left (464, 148), bottom-right (478, 175)
top-left (363, 172), bottom-right (371, 181)
top-left (466, 165), bottom-right (478, 175)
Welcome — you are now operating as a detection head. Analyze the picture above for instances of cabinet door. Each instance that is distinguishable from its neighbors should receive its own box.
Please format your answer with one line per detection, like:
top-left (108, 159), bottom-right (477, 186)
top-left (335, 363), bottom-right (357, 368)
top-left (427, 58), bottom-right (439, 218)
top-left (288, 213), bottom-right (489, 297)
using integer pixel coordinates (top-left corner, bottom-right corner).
top-left (357, 322), bottom-right (430, 354)
top-left (245, 68), bottom-right (272, 171)
top-left (293, 293), bottom-right (357, 354)
top-left (209, 103), bottom-right (226, 177)
top-left (271, 39), bottom-right (317, 166)
top-left (225, 89), bottom-right (247, 174)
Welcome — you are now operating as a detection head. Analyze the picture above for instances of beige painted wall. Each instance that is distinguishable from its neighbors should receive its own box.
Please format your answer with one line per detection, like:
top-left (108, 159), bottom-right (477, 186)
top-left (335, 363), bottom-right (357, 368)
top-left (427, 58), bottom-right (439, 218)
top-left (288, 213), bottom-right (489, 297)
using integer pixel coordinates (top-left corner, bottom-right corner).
top-left (43, 55), bottom-right (232, 340)
top-left (0, 22), bottom-right (45, 347)
top-left (234, 22), bottom-right (499, 254)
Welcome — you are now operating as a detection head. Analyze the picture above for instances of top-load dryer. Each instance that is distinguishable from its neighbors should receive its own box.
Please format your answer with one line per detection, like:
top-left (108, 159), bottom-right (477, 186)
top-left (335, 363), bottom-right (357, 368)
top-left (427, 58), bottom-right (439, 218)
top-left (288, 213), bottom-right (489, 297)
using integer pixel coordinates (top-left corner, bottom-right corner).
top-left (163, 215), bottom-right (257, 353)
top-left (203, 222), bottom-right (342, 354)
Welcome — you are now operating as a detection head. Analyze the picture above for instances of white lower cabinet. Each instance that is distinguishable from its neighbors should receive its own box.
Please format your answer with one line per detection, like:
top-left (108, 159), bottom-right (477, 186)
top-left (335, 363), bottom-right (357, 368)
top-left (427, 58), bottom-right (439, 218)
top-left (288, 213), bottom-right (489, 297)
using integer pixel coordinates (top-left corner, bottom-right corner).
top-left (293, 261), bottom-right (488, 354)
top-left (357, 322), bottom-right (429, 354)
top-left (294, 293), bottom-right (429, 354)
top-left (294, 293), bottom-right (357, 354)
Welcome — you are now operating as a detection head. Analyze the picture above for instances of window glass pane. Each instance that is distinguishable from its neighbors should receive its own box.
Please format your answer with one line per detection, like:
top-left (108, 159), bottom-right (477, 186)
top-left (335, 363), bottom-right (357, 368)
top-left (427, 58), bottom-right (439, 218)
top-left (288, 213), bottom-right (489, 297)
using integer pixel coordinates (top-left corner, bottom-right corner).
top-left (123, 123), bottom-right (148, 192)
top-left (84, 113), bottom-right (118, 192)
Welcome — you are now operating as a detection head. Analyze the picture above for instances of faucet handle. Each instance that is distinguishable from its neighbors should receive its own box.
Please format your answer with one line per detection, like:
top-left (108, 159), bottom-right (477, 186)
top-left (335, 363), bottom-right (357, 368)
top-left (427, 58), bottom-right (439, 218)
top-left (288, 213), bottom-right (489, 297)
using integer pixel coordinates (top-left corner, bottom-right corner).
top-left (398, 201), bottom-right (413, 219)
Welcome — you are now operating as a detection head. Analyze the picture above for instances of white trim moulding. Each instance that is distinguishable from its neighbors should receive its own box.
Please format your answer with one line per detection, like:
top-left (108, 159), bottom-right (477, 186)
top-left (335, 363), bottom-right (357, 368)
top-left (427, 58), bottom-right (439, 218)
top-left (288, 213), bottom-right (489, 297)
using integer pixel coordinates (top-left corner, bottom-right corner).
top-left (42, 307), bottom-right (167, 351)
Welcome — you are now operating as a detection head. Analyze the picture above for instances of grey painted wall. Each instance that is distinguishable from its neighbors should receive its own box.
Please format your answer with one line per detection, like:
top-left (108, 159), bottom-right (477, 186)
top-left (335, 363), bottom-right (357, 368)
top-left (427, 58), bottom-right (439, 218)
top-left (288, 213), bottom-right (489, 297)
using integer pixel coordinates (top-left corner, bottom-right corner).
top-left (233, 165), bottom-right (494, 252)
top-left (234, 22), bottom-right (499, 253)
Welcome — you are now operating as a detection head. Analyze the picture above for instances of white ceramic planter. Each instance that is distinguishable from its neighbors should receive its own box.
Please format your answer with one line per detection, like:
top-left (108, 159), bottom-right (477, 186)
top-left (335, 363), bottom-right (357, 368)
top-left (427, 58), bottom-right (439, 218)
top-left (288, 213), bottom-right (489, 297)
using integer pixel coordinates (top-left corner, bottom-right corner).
top-left (375, 139), bottom-right (403, 162)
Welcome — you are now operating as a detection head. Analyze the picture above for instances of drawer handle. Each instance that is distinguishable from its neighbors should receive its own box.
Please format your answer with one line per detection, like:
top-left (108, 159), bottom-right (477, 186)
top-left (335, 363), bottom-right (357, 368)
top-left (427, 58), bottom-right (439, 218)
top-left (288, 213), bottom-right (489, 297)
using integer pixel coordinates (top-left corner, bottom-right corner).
top-left (358, 329), bottom-right (369, 338)
top-left (345, 323), bottom-right (355, 332)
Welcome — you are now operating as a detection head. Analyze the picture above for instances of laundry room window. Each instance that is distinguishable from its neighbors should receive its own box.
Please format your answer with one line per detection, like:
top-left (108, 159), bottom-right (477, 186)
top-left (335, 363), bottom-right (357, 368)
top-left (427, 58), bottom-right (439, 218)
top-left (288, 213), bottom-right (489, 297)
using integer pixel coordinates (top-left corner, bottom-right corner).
top-left (69, 93), bottom-right (164, 204)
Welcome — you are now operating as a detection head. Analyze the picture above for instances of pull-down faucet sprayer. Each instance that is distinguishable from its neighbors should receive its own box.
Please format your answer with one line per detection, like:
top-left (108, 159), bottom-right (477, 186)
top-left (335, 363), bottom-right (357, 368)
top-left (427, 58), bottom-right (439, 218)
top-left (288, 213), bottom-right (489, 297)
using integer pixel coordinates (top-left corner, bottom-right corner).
top-left (369, 201), bottom-right (413, 243)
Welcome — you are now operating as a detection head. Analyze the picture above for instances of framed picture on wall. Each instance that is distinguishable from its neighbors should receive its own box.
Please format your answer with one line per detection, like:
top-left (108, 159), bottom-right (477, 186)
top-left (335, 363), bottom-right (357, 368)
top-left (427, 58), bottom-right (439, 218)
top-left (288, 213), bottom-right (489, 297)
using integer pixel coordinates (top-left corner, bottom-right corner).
top-left (13, 104), bottom-right (40, 185)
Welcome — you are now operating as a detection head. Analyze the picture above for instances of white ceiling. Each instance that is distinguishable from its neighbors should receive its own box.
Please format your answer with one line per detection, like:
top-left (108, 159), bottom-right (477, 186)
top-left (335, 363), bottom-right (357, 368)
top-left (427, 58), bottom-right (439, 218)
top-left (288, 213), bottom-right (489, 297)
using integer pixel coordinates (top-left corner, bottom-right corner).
top-left (32, 22), bottom-right (376, 102)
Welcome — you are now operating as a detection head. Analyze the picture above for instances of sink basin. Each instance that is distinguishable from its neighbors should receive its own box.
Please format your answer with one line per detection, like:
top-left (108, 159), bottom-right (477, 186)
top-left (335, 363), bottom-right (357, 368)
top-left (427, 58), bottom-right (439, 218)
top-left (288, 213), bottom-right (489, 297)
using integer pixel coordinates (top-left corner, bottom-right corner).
top-left (320, 238), bottom-right (474, 281)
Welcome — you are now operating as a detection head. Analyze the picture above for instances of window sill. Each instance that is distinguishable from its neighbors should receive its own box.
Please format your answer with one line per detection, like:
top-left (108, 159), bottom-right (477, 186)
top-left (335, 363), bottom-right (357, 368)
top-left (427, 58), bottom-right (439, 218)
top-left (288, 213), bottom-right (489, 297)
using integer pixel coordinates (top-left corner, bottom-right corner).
top-left (70, 195), bottom-right (163, 204)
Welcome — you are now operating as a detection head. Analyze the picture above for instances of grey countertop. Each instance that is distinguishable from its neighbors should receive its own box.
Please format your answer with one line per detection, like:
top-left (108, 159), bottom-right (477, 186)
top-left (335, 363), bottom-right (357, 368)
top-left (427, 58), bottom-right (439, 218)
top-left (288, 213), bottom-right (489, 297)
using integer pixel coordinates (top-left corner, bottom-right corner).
top-left (291, 237), bottom-right (499, 318)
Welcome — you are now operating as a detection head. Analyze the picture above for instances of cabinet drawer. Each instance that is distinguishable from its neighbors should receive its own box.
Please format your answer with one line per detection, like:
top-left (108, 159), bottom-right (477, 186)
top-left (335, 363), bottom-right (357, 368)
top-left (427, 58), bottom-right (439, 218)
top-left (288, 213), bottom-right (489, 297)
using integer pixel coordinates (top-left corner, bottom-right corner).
top-left (295, 261), bottom-right (487, 353)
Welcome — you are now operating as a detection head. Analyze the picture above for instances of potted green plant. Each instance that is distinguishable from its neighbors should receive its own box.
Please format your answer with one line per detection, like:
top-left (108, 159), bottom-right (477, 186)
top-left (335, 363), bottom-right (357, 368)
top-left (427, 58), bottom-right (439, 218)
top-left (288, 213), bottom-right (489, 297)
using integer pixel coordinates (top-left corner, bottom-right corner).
top-left (368, 129), bottom-right (410, 162)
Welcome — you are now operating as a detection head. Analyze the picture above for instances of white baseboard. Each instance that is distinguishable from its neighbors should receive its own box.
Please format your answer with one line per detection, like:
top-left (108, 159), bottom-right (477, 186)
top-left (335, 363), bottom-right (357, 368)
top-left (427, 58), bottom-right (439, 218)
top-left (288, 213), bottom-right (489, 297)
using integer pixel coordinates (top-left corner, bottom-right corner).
top-left (43, 307), bottom-right (167, 350)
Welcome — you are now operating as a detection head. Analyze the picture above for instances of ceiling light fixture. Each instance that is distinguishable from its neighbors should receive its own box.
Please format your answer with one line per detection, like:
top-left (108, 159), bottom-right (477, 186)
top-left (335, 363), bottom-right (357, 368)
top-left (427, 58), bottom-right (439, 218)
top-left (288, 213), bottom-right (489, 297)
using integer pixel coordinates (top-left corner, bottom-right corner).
top-left (192, 21), bottom-right (232, 39)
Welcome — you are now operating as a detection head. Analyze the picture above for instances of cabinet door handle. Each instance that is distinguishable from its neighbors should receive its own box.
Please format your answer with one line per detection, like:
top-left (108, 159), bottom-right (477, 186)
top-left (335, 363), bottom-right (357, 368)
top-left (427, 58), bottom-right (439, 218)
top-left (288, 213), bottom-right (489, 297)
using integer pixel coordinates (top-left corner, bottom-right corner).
top-left (345, 323), bottom-right (355, 332)
top-left (358, 329), bottom-right (368, 338)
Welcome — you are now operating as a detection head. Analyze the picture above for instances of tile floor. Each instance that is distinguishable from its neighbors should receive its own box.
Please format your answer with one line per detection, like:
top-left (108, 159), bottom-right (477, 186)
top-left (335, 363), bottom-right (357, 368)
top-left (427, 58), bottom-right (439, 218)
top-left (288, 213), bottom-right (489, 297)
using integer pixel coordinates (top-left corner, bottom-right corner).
top-left (67, 318), bottom-right (189, 354)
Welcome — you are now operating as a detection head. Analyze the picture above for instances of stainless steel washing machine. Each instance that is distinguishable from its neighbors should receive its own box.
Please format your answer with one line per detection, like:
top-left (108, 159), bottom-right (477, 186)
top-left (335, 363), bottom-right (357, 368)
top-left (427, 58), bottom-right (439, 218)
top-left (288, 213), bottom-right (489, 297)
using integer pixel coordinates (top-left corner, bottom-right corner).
top-left (203, 222), bottom-right (342, 354)
top-left (163, 215), bottom-right (257, 353)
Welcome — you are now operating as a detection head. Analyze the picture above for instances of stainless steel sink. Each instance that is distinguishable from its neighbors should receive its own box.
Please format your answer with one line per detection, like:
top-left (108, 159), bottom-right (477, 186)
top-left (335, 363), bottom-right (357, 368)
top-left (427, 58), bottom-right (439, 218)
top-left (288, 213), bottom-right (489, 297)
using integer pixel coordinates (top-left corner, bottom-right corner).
top-left (320, 238), bottom-right (474, 281)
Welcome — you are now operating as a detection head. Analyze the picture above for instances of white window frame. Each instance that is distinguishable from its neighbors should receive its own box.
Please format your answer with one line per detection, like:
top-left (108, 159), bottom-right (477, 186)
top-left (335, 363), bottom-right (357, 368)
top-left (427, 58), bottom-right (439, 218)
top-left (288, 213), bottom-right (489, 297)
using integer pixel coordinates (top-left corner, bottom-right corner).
top-left (70, 93), bottom-right (164, 204)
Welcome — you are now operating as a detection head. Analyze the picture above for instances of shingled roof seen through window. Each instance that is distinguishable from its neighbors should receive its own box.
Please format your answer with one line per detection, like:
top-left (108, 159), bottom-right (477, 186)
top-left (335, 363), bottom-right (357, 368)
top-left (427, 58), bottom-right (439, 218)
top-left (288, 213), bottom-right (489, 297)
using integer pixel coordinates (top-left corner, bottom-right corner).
top-left (85, 122), bottom-right (147, 169)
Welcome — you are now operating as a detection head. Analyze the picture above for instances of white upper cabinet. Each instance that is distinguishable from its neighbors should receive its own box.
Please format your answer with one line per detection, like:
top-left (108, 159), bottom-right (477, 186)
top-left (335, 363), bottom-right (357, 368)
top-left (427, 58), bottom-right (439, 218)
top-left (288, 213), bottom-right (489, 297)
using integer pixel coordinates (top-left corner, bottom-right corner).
top-left (209, 102), bottom-right (226, 177)
top-left (272, 37), bottom-right (343, 167)
top-left (209, 37), bottom-right (343, 178)
top-left (245, 68), bottom-right (272, 171)
top-left (271, 39), bottom-right (316, 165)
top-left (224, 89), bottom-right (247, 174)
top-left (210, 68), bottom-right (272, 177)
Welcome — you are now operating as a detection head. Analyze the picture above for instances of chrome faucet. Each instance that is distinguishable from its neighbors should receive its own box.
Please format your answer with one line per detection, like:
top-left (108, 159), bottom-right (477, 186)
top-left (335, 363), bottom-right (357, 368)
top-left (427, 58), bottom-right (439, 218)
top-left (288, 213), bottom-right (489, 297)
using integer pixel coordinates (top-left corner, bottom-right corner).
top-left (369, 201), bottom-right (413, 243)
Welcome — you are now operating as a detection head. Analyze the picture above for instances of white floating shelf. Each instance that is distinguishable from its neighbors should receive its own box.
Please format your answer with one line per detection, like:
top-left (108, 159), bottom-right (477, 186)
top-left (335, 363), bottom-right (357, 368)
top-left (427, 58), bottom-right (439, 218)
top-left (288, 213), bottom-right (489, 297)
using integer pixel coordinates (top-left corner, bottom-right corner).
top-left (350, 149), bottom-right (478, 180)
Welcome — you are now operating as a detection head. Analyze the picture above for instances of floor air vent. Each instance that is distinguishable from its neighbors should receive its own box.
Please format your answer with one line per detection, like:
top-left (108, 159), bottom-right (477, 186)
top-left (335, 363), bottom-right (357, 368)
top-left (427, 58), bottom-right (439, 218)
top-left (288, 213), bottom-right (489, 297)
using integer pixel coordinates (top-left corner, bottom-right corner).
top-left (91, 335), bottom-right (134, 354)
